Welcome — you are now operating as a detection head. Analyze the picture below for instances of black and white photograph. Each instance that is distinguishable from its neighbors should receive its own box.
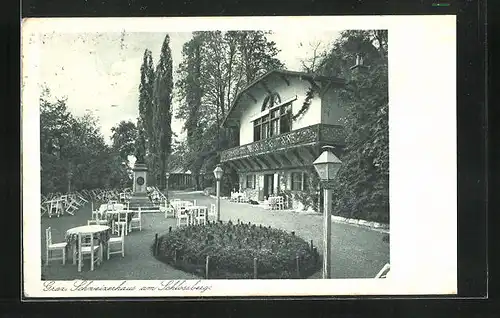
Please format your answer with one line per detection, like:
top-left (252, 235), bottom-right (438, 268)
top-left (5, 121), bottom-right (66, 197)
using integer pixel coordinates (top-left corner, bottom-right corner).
top-left (22, 16), bottom-right (457, 297)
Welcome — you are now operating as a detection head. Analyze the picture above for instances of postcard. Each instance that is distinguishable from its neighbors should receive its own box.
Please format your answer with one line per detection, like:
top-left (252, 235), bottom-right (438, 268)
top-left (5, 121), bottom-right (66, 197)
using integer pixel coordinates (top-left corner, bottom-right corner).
top-left (22, 15), bottom-right (457, 298)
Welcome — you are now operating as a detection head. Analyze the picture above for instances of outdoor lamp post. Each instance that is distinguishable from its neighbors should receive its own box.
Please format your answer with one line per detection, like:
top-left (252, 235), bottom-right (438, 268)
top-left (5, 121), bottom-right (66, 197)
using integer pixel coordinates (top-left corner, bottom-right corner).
top-left (213, 164), bottom-right (224, 222)
top-left (165, 172), bottom-right (170, 207)
top-left (313, 145), bottom-right (342, 279)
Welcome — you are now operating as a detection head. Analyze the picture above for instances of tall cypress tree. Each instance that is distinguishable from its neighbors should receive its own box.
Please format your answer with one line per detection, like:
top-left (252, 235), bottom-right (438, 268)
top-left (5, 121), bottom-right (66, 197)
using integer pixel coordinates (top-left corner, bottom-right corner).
top-left (153, 34), bottom-right (174, 188)
top-left (138, 49), bottom-right (155, 158)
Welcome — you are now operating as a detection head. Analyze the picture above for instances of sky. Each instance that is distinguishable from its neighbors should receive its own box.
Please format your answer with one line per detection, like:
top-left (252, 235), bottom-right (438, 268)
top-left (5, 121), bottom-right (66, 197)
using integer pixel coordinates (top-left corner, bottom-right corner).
top-left (38, 30), bottom-right (340, 145)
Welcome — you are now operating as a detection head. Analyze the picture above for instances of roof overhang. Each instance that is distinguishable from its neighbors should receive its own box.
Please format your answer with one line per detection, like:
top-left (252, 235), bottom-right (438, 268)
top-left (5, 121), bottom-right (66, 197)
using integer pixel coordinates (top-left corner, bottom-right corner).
top-left (222, 69), bottom-right (345, 128)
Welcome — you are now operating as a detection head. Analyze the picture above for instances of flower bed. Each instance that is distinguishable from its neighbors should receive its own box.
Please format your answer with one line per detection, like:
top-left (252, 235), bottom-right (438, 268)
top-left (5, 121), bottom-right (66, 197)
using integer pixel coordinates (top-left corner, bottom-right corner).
top-left (153, 221), bottom-right (321, 279)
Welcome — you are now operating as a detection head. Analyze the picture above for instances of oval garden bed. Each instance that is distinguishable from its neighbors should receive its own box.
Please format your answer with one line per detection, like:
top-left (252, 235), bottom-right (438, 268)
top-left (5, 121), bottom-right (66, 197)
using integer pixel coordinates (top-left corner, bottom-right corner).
top-left (153, 221), bottom-right (321, 279)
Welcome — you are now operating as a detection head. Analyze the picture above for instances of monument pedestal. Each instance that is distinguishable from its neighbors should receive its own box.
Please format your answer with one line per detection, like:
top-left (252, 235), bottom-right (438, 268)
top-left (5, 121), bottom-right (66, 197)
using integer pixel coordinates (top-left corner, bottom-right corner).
top-left (132, 163), bottom-right (148, 193)
top-left (131, 163), bottom-right (153, 208)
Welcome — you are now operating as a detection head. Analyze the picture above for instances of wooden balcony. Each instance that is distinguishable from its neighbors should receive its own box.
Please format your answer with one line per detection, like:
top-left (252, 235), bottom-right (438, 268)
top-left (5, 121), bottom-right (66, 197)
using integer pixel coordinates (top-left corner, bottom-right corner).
top-left (220, 124), bottom-right (346, 172)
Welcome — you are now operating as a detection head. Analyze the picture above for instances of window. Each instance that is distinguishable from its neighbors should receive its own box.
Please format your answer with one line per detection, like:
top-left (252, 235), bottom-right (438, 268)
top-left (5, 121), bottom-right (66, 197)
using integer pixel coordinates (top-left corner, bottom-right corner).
top-left (291, 172), bottom-right (309, 191)
top-left (303, 173), bottom-right (309, 191)
top-left (253, 102), bottom-right (292, 142)
top-left (262, 92), bottom-right (281, 111)
top-left (246, 174), bottom-right (255, 189)
top-left (253, 118), bottom-right (261, 141)
top-left (291, 172), bottom-right (303, 191)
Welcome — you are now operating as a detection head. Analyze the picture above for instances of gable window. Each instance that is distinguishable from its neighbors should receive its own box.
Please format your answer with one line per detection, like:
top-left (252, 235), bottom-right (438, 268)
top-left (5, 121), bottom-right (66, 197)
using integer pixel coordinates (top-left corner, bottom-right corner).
top-left (262, 92), bottom-right (281, 111)
top-left (253, 102), bottom-right (292, 142)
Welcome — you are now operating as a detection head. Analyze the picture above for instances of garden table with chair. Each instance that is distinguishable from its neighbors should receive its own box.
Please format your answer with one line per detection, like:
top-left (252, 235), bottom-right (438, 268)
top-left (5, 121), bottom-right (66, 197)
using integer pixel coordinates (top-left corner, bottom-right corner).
top-left (105, 209), bottom-right (135, 234)
top-left (65, 224), bottom-right (111, 268)
top-left (185, 205), bottom-right (209, 225)
top-left (171, 200), bottom-right (194, 218)
top-left (267, 196), bottom-right (285, 210)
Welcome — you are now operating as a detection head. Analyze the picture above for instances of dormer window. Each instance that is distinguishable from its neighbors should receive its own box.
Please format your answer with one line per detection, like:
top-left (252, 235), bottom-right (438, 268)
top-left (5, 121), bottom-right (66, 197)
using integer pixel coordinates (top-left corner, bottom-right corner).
top-left (262, 92), bottom-right (281, 111)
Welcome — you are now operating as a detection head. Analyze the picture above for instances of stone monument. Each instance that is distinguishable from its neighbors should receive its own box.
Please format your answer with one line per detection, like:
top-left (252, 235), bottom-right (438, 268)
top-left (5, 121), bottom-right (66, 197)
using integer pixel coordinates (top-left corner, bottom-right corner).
top-left (132, 162), bottom-right (148, 194)
top-left (130, 121), bottom-right (152, 207)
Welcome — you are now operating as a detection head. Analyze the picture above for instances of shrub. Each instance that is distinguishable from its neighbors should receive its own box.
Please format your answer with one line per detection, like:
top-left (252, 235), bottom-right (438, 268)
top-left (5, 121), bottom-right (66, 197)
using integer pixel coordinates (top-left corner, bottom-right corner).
top-left (154, 221), bottom-right (321, 279)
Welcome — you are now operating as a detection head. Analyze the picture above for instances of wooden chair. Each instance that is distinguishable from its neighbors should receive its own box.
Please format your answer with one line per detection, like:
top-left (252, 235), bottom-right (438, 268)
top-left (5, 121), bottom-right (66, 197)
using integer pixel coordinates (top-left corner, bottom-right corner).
top-left (62, 195), bottom-right (79, 215)
top-left (90, 202), bottom-right (109, 226)
top-left (375, 263), bottom-right (391, 278)
top-left (48, 199), bottom-right (63, 218)
top-left (40, 205), bottom-right (47, 217)
top-left (107, 223), bottom-right (125, 260)
top-left (162, 201), bottom-right (175, 219)
top-left (77, 233), bottom-right (100, 272)
top-left (275, 196), bottom-right (285, 210)
top-left (113, 211), bottom-right (128, 236)
top-left (75, 192), bottom-right (88, 205)
top-left (91, 201), bottom-right (100, 220)
top-left (45, 227), bottom-right (67, 265)
top-left (129, 209), bottom-right (142, 232)
top-left (177, 208), bottom-right (189, 227)
top-left (172, 201), bottom-right (188, 218)
top-left (208, 203), bottom-right (216, 218)
top-left (193, 207), bottom-right (207, 225)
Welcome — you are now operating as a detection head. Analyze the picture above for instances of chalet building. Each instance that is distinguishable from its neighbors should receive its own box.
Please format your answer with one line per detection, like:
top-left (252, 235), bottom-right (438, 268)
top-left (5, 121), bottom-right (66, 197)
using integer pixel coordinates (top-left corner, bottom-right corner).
top-left (220, 69), bottom-right (347, 210)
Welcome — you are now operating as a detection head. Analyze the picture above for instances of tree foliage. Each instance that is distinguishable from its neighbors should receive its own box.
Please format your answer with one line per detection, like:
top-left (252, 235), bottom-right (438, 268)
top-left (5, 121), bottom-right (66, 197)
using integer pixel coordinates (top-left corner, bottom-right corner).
top-left (151, 34), bottom-right (174, 188)
top-left (138, 49), bottom-right (156, 155)
top-left (111, 120), bottom-right (137, 162)
top-left (175, 31), bottom-right (284, 190)
top-left (40, 88), bottom-right (130, 194)
top-left (316, 30), bottom-right (389, 223)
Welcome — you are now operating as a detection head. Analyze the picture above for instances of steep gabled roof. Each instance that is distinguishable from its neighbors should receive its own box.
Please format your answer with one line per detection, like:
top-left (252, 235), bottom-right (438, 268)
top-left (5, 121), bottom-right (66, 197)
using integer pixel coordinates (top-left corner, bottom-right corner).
top-left (222, 69), bottom-right (345, 127)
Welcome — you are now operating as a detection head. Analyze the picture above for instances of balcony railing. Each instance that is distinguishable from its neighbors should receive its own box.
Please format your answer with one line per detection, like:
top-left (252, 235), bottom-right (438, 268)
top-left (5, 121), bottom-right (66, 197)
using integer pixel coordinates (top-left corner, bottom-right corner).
top-left (220, 124), bottom-right (345, 162)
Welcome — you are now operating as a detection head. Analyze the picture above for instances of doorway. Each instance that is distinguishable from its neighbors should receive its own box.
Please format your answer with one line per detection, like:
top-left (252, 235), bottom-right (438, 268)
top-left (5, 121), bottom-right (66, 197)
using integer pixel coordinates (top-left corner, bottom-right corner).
top-left (263, 173), bottom-right (274, 198)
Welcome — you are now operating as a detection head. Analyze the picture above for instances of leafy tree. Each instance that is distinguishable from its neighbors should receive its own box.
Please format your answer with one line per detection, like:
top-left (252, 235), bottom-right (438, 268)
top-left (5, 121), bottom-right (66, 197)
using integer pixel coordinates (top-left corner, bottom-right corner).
top-left (152, 34), bottom-right (174, 188)
top-left (317, 30), bottom-right (389, 223)
top-left (232, 31), bottom-right (285, 83)
top-left (40, 88), bottom-right (131, 194)
top-left (138, 49), bottom-right (156, 157)
top-left (176, 31), bottom-right (284, 190)
top-left (111, 120), bottom-right (137, 162)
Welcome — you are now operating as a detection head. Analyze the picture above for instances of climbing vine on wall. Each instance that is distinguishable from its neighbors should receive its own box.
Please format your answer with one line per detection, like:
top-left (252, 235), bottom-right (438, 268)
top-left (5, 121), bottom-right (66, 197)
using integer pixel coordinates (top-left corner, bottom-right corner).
top-left (291, 87), bottom-right (315, 121)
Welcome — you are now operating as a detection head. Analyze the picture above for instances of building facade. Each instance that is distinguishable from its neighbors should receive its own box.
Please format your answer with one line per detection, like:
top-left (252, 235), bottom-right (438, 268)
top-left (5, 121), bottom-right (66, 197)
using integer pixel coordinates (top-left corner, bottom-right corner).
top-left (221, 70), bottom-right (347, 210)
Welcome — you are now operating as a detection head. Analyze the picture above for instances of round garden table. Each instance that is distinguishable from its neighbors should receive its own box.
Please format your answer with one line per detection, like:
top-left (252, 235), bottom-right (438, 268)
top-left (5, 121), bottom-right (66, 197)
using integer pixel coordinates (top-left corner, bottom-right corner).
top-left (65, 224), bottom-right (111, 265)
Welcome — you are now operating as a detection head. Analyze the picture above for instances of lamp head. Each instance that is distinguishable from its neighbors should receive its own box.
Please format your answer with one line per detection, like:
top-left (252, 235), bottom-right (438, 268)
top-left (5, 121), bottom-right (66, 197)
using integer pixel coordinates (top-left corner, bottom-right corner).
top-left (213, 164), bottom-right (224, 180)
top-left (313, 146), bottom-right (342, 181)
